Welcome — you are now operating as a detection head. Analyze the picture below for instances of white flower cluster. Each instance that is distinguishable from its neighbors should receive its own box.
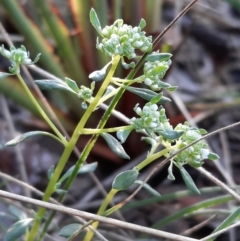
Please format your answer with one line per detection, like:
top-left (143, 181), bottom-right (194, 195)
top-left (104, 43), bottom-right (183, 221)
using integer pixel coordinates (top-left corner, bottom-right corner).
top-left (170, 123), bottom-right (210, 168)
top-left (143, 59), bottom-right (171, 91)
top-left (97, 19), bottom-right (152, 59)
top-left (0, 45), bottom-right (40, 74)
top-left (130, 103), bottom-right (172, 136)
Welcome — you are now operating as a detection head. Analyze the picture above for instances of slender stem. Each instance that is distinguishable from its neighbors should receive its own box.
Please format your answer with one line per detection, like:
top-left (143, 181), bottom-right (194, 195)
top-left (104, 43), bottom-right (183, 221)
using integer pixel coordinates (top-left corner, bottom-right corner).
top-left (38, 2), bottom-right (201, 238)
top-left (83, 189), bottom-right (118, 241)
top-left (82, 125), bottom-right (132, 134)
top-left (135, 148), bottom-right (169, 171)
top-left (17, 73), bottom-right (67, 144)
top-left (27, 55), bottom-right (121, 241)
top-left (0, 189), bottom-right (199, 241)
top-left (83, 147), bottom-right (169, 241)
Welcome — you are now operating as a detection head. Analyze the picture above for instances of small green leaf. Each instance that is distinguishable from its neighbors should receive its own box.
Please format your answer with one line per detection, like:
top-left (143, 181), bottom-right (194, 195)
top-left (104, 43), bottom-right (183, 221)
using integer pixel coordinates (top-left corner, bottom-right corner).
top-left (121, 60), bottom-right (135, 69)
top-left (166, 86), bottom-right (178, 92)
top-left (32, 53), bottom-right (41, 64)
top-left (188, 159), bottom-right (204, 168)
top-left (134, 180), bottom-right (161, 196)
top-left (198, 128), bottom-right (208, 135)
top-left (138, 19), bottom-right (146, 29)
top-left (209, 206), bottom-right (240, 241)
top-left (101, 133), bottom-right (130, 159)
top-left (47, 165), bottom-right (55, 180)
top-left (167, 161), bottom-right (175, 180)
top-left (141, 137), bottom-right (157, 152)
top-left (150, 93), bottom-right (163, 104)
top-left (65, 77), bottom-right (79, 93)
top-left (116, 128), bottom-right (133, 144)
top-left (90, 81), bottom-right (95, 91)
top-left (58, 162), bottom-right (98, 184)
top-left (208, 152), bottom-right (219, 161)
top-left (90, 8), bottom-right (102, 35)
top-left (8, 206), bottom-right (27, 220)
top-left (5, 131), bottom-right (62, 147)
top-left (59, 223), bottom-right (83, 238)
top-left (89, 62), bottom-right (111, 81)
top-left (34, 79), bottom-right (75, 93)
top-left (4, 218), bottom-right (33, 241)
top-left (124, 86), bottom-right (171, 104)
top-left (149, 65), bottom-right (168, 75)
top-left (157, 80), bottom-right (171, 88)
top-left (159, 130), bottom-right (184, 140)
top-left (112, 169), bottom-right (139, 190)
top-left (55, 189), bottom-right (68, 195)
top-left (0, 72), bottom-right (13, 80)
top-left (179, 166), bottom-right (200, 194)
top-left (146, 53), bottom-right (172, 62)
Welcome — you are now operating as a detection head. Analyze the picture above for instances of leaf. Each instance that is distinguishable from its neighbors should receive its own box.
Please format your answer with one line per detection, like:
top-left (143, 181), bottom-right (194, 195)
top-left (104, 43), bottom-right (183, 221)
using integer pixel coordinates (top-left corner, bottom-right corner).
top-left (112, 169), bottom-right (139, 190)
top-left (166, 86), bottom-right (178, 92)
top-left (138, 19), bottom-right (146, 29)
top-left (208, 152), bottom-right (219, 161)
top-left (59, 223), bottom-right (83, 238)
top-left (101, 133), bottom-right (130, 159)
top-left (4, 218), bottom-right (33, 241)
top-left (65, 77), bottom-right (79, 93)
top-left (47, 165), bottom-right (55, 180)
top-left (150, 93), bottom-right (163, 104)
top-left (5, 131), bottom-right (61, 147)
top-left (149, 65), bottom-right (168, 75)
top-left (146, 53), bottom-right (172, 62)
top-left (198, 128), bottom-right (208, 135)
top-left (157, 80), bottom-right (171, 88)
top-left (0, 72), bottom-right (13, 80)
top-left (116, 128), bottom-right (133, 144)
top-left (159, 130), bottom-right (184, 140)
top-left (208, 206), bottom-right (240, 241)
top-left (167, 162), bottom-right (175, 180)
top-left (89, 62), bottom-right (111, 81)
top-left (34, 79), bottom-right (75, 93)
top-left (55, 189), bottom-right (68, 195)
top-left (124, 86), bottom-right (171, 104)
top-left (134, 180), bottom-right (161, 197)
top-left (90, 8), bottom-right (102, 35)
top-left (141, 137), bottom-right (157, 152)
top-left (8, 206), bottom-right (27, 221)
top-left (178, 166), bottom-right (200, 194)
top-left (58, 162), bottom-right (98, 184)
top-left (121, 60), bottom-right (135, 69)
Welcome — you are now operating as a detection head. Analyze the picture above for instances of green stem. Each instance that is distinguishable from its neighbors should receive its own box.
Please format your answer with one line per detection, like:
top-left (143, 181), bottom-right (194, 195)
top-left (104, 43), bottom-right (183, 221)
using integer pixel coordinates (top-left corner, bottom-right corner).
top-left (83, 147), bottom-right (169, 241)
top-left (38, 33), bottom-right (152, 241)
top-left (82, 125), bottom-right (132, 134)
top-left (135, 148), bottom-right (169, 171)
top-left (17, 73), bottom-right (67, 145)
top-left (27, 55), bottom-right (121, 241)
top-left (83, 189), bottom-right (118, 241)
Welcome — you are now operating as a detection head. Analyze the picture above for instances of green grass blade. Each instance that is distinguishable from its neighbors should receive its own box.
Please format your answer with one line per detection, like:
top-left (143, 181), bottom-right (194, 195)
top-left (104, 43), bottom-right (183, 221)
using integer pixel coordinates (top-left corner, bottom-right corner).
top-left (123, 186), bottom-right (240, 211)
top-left (208, 206), bottom-right (240, 241)
top-left (33, 0), bottom-right (87, 84)
top-left (152, 195), bottom-right (233, 230)
top-left (69, 0), bottom-right (96, 73)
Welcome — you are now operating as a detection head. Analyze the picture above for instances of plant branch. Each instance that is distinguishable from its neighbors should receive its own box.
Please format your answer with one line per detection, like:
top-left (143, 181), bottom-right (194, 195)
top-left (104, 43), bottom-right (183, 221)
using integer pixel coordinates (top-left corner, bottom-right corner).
top-left (0, 189), bottom-right (198, 241)
top-left (200, 221), bottom-right (240, 241)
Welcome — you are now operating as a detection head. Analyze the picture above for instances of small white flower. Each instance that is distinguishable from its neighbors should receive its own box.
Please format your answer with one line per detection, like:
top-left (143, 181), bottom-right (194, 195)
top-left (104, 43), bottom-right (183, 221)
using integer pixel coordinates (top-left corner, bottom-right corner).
top-left (150, 104), bottom-right (158, 111)
top-left (200, 149), bottom-right (210, 159)
top-left (149, 122), bottom-right (157, 128)
top-left (144, 78), bottom-right (152, 86)
top-left (135, 107), bottom-right (142, 115)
